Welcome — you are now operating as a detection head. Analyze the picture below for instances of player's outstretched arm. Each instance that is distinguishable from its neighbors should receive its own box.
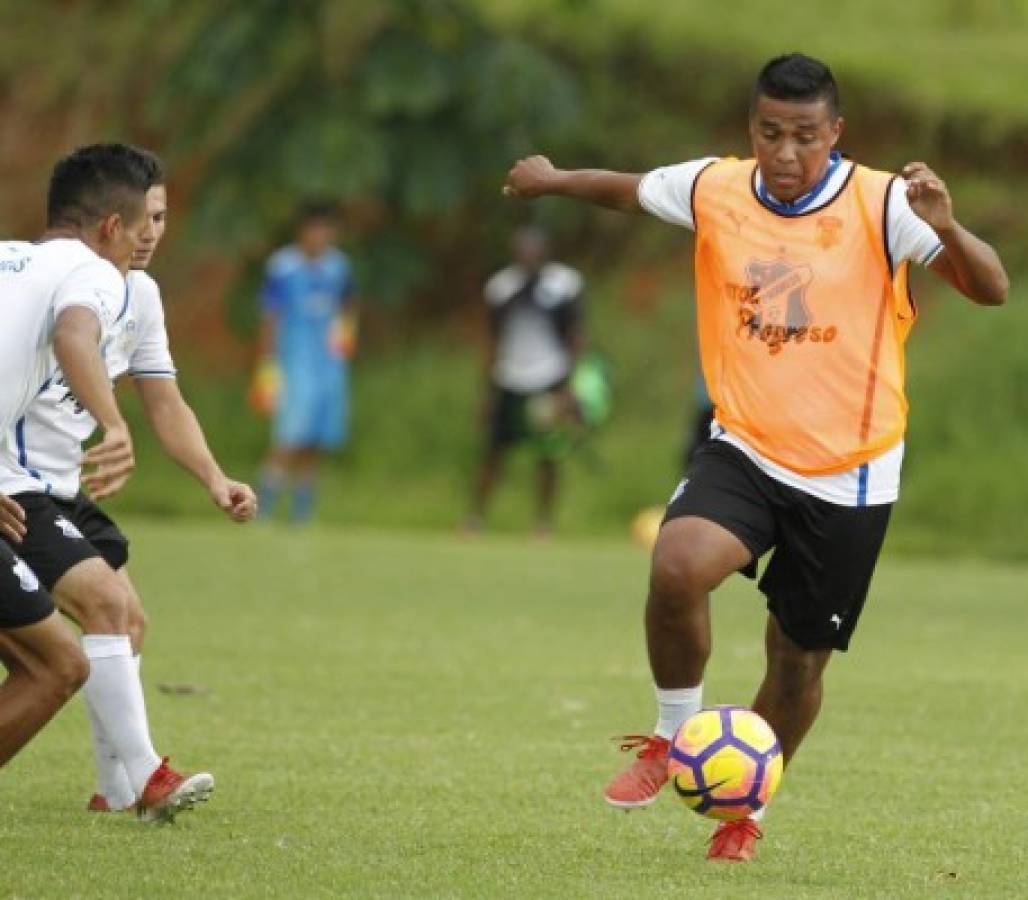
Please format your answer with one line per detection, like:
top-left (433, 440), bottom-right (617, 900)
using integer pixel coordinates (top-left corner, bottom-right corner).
top-left (503, 155), bottom-right (643, 212)
top-left (133, 378), bottom-right (257, 523)
top-left (905, 162), bottom-right (1009, 306)
top-left (53, 307), bottom-right (135, 500)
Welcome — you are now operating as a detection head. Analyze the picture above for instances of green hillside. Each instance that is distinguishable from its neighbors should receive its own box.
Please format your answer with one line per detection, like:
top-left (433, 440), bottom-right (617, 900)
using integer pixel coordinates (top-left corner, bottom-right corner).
top-left (482, 0), bottom-right (1028, 124)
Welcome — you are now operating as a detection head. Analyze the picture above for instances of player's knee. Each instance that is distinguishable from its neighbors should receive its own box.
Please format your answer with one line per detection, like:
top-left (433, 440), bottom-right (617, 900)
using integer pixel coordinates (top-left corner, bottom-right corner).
top-left (86, 585), bottom-right (130, 633)
top-left (767, 643), bottom-right (826, 697)
top-left (649, 546), bottom-right (717, 605)
top-left (62, 647), bottom-right (90, 693)
top-left (41, 644), bottom-right (89, 700)
top-left (59, 573), bottom-right (132, 634)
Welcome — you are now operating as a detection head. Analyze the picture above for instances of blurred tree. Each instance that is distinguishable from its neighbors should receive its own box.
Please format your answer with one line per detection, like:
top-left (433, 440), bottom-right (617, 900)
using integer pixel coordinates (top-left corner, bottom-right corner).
top-left (0, 0), bottom-right (584, 350)
top-left (143, 0), bottom-right (583, 322)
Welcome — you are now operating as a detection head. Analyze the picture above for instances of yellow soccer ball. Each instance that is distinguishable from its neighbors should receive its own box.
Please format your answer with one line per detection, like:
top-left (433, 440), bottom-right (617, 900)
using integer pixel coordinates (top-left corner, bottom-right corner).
top-left (630, 506), bottom-right (664, 549)
top-left (668, 706), bottom-right (783, 821)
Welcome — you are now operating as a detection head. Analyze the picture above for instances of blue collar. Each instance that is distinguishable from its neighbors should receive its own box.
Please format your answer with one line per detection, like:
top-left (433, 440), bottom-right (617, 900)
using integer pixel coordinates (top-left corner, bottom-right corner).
top-left (757, 151), bottom-right (843, 215)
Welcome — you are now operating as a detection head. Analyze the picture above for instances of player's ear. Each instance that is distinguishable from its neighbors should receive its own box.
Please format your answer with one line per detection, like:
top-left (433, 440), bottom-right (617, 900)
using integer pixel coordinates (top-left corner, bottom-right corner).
top-left (97, 212), bottom-right (123, 242)
top-left (830, 116), bottom-right (845, 149)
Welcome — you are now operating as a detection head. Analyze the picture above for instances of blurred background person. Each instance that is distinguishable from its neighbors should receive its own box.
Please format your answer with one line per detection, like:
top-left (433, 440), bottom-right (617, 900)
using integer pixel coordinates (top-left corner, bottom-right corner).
top-left (254, 201), bottom-right (357, 523)
top-left (466, 226), bottom-right (584, 536)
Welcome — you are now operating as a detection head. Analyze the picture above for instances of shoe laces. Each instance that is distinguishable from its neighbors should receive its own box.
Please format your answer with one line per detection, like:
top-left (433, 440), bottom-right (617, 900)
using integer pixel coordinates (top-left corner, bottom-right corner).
top-left (146, 756), bottom-right (179, 790)
top-left (711, 818), bottom-right (763, 845)
top-left (614, 734), bottom-right (669, 759)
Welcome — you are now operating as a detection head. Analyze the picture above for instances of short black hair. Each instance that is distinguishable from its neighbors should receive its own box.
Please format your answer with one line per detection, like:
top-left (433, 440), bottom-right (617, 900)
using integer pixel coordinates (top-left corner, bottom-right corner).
top-left (46, 143), bottom-right (164, 229)
top-left (296, 199), bottom-right (339, 227)
top-left (751, 53), bottom-right (840, 116)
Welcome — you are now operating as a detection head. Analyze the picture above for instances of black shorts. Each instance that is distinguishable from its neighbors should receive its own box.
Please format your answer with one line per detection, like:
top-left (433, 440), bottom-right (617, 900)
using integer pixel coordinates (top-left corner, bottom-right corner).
top-left (0, 541), bottom-right (56, 629)
top-left (663, 440), bottom-right (891, 652)
top-left (488, 381), bottom-right (564, 452)
top-left (3, 492), bottom-right (129, 592)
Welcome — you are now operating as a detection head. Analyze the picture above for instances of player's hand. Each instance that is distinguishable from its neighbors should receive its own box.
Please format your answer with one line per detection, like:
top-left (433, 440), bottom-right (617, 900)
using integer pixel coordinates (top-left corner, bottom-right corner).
top-left (0, 493), bottom-right (26, 544)
top-left (503, 155), bottom-right (560, 199)
top-left (903, 162), bottom-right (955, 232)
top-left (82, 422), bottom-right (135, 501)
top-left (210, 477), bottom-right (258, 523)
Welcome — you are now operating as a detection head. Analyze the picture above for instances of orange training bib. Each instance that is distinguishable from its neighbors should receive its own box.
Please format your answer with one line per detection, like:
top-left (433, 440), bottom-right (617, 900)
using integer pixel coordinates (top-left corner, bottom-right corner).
top-left (691, 159), bottom-right (917, 476)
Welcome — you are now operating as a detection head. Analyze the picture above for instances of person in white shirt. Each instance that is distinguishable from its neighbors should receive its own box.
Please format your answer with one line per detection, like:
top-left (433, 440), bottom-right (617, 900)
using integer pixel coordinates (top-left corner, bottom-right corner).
top-left (467, 227), bottom-right (584, 535)
top-left (11, 176), bottom-right (257, 813)
top-left (0, 146), bottom-right (216, 820)
top-left (0, 143), bottom-right (151, 773)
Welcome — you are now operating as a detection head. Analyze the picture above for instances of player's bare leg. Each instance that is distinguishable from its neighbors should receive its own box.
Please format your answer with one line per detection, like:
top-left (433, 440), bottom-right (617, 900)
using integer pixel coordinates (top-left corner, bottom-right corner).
top-left (0, 612), bottom-right (88, 766)
top-left (708, 595), bottom-right (832, 861)
top-left (54, 557), bottom-right (130, 636)
top-left (646, 518), bottom-right (750, 687)
top-left (751, 616), bottom-right (832, 764)
top-left (605, 517), bottom-right (750, 808)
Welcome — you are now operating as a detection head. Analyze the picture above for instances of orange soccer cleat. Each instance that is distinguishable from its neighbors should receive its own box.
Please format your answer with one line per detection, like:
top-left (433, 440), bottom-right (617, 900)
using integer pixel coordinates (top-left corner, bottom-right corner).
top-left (603, 735), bottom-right (671, 809)
top-left (706, 818), bottom-right (763, 862)
top-left (137, 757), bottom-right (215, 823)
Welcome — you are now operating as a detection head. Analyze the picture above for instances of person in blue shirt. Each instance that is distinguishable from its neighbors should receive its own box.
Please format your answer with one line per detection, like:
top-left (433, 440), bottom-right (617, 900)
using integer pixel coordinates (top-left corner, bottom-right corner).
top-left (255, 202), bottom-right (357, 522)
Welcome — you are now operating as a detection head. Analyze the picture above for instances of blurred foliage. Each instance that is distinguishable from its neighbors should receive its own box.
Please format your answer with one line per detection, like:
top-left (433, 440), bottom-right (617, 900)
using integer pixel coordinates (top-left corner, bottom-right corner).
top-left (484, 0), bottom-right (1028, 126)
top-left (146, 0), bottom-right (584, 313)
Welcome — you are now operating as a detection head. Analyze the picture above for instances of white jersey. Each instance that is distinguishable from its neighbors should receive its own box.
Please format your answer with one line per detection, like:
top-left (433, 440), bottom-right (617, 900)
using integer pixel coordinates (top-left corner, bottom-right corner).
top-left (3, 269), bottom-right (175, 500)
top-left (485, 262), bottom-right (582, 392)
top-left (638, 155), bottom-right (944, 507)
top-left (0, 239), bottom-right (124, 477)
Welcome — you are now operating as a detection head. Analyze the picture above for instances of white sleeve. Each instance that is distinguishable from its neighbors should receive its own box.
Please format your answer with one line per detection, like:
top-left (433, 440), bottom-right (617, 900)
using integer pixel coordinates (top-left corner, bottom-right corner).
top-left (129, 284), bottom-right (176, 378)
top-left (636, 157), bottom-right (719, 231)
top-left (887, 179), bottom-right (944, 269)
top-left (52, 259), bottom-right (125, 325)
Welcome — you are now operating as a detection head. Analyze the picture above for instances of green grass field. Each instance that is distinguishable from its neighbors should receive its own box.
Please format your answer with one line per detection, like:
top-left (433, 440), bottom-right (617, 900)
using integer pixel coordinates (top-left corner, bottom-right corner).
top-left (2, 522), bottom-right (1025, 898)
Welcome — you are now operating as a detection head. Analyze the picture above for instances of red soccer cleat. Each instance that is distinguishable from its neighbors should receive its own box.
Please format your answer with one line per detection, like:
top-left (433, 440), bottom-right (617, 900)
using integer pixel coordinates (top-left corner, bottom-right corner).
top-left (707, 818), bottom-right (763, 862)
top-left (603, 735), bottom-right (671, 809)
top-left (87, 793), bottom-right (112, 812)
top-left (87, 793), bottom-right (136, 814)
top-left (137, 757), bottom-right (215, 823)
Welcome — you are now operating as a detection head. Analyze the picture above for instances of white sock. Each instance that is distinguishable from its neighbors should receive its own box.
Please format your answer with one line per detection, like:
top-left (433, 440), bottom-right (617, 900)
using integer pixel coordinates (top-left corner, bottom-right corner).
top-left (653, 684), bottom-right (703, 739)
top-left (81, 636), bottom-right (162, 797)
top-left (84, 698), bottom-right (135, 810)
top-left (750, 805), bottom-right (767, 823)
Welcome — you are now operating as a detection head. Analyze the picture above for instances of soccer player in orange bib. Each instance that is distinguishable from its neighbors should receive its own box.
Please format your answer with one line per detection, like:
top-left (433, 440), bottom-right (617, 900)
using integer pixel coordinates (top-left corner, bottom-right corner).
top-left (503, 54), bottom-right (1008, 861)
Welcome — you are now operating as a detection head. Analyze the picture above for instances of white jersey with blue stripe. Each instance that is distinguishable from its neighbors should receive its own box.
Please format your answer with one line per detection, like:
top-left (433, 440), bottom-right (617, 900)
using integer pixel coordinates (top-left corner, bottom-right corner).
top-left (2, 269), bottom-right (176, 500)
top-left (0, 238), bottom-right (125, 497)
top-left (638, 154), bottom-right (944, 507)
